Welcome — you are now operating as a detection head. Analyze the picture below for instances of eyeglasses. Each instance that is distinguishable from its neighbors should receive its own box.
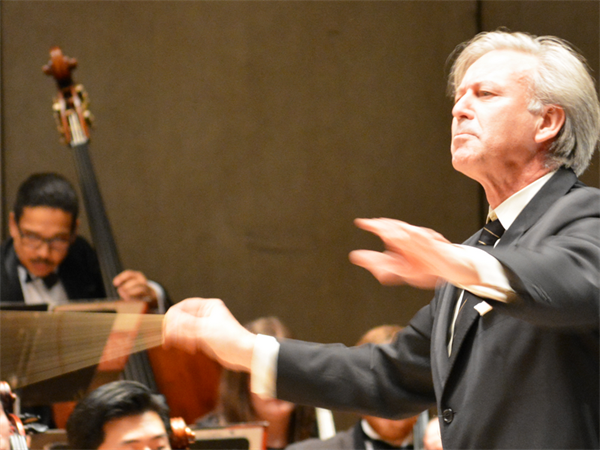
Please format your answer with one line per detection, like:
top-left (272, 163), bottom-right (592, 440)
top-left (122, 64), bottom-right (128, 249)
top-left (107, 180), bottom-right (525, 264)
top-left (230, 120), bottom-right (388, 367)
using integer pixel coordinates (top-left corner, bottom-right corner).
top-left (17, 227), bottom-right (72, 251)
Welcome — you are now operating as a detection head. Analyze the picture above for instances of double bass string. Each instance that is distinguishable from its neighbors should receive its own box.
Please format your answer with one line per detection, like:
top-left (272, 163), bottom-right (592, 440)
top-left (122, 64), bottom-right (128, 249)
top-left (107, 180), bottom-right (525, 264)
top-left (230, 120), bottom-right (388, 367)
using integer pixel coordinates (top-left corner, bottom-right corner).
top-left (72, 141), bottom-right (122, 299)
top-left (1, 311), bottom-right (164, 385)
top-left (0, 311), bottom-right (163, 389)
top-left (5, 311), bottom-right (111, 384)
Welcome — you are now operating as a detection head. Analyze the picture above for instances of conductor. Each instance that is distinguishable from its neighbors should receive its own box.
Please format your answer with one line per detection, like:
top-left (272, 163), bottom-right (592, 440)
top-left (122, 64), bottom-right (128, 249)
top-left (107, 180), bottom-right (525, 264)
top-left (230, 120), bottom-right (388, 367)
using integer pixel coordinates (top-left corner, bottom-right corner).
top-left (163, 30), bottom-right (600, 449)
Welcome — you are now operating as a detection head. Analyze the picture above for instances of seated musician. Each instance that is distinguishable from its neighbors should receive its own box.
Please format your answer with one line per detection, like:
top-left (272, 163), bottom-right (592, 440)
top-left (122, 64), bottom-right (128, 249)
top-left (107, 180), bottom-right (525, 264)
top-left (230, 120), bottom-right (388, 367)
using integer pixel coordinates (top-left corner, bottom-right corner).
top-left (0, 173), bottom-right (168, 311)
top-left (196, 317), bottom-right (317, 450)
top-left (66, 381), bottom-right (171, 450)
top-left (286, 325), bottom-right (421, 450)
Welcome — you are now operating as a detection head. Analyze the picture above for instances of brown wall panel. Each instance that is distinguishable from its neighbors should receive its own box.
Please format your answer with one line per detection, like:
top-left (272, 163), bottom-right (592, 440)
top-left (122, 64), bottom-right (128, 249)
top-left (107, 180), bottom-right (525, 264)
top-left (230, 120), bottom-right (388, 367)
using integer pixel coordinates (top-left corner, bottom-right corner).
top-left (1, 1), bottom-right (597, 352)
top-left (2, 1), bottom-right (479, 347)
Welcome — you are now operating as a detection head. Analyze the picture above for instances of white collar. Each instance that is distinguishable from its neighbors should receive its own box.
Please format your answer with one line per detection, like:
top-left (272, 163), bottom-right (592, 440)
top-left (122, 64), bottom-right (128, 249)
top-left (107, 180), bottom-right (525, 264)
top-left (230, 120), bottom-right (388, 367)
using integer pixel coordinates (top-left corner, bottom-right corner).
top-left (491, 171), bottom-right (555, 230)
top-left (17, 265), bottom-right (68, 306)
top-left (17, 265), bottom-right (29, 284)
top-left (361, 419), bottom-right (382, 441)
top-left (360, 419), bottom-right (413, 447)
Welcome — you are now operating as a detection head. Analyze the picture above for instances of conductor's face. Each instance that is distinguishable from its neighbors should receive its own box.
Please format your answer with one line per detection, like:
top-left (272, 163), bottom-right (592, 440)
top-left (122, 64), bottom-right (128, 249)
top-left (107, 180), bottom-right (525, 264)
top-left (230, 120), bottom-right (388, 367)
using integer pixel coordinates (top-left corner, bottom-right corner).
top-left (9, 206), bottom-right (75, 278)
top-left (451, 50), bottom-right (542, 184)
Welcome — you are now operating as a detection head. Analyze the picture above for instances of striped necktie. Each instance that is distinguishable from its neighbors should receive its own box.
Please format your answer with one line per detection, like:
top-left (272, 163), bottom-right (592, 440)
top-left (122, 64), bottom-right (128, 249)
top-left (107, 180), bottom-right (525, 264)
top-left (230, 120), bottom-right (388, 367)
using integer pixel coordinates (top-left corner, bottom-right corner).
top-left (477, 218), bottom-right (505, 247)
top-left (448, 218), bottom-right (505, 355)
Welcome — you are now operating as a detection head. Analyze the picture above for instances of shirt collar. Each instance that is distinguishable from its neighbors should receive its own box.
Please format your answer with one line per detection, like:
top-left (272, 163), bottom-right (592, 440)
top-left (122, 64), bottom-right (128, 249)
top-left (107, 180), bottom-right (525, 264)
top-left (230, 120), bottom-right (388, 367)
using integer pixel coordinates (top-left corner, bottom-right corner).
top-left (17, 265), bottom-right (31, 284)
top-left (490, 171), bottom-right (555, 230)
top-left (360, 419), bottom-right (413, 447)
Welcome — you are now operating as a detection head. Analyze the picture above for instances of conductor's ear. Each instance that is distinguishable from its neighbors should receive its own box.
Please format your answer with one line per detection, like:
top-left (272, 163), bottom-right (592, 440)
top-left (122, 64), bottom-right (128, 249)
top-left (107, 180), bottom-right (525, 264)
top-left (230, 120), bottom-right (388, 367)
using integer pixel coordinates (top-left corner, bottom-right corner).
top-left (535, 105), bottom-right (565, 145)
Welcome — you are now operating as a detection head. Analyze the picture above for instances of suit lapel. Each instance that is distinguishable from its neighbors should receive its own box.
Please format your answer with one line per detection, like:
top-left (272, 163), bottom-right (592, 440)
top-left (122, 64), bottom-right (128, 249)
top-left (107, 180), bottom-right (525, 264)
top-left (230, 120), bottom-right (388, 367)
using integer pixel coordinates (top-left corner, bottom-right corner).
top-left (1, 240), bottom-right (25, 302)
top-left (432, 282), bottom-right (459, 389)
top-left (499, 168), bottom-right (578, 246)
top-left (436, 228), bottom-right (479, 381)
top-left (434, 287), bottom-right (481, 391)
top-left (447, 293), bottom-right (479, 367)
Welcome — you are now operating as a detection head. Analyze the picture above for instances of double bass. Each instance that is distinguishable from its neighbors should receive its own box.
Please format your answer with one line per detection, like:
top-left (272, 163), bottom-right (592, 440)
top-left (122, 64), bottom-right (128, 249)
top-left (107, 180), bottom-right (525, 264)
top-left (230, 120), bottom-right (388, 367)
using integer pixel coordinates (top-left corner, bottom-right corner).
top-left (42, 47), bottom-right (220, 427)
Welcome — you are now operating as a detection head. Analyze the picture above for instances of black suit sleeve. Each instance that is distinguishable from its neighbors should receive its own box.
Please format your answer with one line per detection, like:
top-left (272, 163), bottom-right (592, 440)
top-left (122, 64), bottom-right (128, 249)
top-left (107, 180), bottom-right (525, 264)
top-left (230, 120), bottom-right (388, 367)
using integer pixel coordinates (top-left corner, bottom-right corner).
top-left (276, 305), bottom-right (436, 419)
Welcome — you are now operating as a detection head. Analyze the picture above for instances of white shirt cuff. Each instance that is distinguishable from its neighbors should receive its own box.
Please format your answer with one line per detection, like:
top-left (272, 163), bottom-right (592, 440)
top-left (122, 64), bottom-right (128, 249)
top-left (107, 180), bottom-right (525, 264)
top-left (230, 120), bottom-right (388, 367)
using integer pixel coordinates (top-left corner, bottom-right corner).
top-left (147, 280), bottom-right (167, 313)
top-left (453, 245), bottom-right (514, 302)
top-left (250, 334), bottom-right (280, 398)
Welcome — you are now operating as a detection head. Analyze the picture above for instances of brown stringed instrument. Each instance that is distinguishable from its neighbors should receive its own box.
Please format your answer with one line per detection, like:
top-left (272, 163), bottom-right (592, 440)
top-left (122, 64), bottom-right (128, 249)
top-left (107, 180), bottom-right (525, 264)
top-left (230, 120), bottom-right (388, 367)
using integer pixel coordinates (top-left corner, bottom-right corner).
top-left (169, 417), bottom-right (195, 450)
top-left (42, 47), bottom-right (220, 427)
top-left (0, 382), bottom-right (29, 450)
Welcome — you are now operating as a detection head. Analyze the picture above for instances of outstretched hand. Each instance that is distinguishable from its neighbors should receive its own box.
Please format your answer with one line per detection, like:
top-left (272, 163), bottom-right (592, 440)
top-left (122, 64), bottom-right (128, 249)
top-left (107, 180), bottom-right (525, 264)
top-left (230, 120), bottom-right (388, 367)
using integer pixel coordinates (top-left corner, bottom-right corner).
top-left (350, 218), bottom-right (478, 289)
top-left (349, 249), bottom-right (441, 288)
top-left (162, 298), bottom-right (256, 372)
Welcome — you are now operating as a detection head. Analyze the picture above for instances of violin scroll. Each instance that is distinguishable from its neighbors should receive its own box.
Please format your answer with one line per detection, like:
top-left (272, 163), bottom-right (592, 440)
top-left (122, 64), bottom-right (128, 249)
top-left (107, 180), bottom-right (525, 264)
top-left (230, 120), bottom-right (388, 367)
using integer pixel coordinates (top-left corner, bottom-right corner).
top-left (0, 381), bottom-right (27, 450)
top-left (169, 417), bottom-right (195, 450)
top-left (0, 382), bottom-right (16, 417)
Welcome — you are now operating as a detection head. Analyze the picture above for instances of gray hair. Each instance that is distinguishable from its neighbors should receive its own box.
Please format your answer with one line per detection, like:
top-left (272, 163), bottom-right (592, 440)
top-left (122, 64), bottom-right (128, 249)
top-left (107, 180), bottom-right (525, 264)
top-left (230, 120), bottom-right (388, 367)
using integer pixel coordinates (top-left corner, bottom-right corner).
top-left (448, 30), bottom-right (600, 176)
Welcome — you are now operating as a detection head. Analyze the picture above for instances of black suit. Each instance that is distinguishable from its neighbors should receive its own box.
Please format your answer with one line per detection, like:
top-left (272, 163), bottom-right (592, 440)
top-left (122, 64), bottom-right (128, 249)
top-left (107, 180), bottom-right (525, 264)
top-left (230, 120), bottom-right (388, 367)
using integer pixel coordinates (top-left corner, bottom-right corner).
top-left (1, 236), bottom-right (105, 302)
top-left (276, 169), bottom-right (599, 449)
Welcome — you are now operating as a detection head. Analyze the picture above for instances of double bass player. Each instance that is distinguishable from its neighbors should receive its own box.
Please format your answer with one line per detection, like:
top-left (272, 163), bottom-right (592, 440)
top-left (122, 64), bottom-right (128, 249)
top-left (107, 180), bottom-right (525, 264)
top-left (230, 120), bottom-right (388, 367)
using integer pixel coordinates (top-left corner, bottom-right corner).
top-left (1, 172), bottom-right (168, 310)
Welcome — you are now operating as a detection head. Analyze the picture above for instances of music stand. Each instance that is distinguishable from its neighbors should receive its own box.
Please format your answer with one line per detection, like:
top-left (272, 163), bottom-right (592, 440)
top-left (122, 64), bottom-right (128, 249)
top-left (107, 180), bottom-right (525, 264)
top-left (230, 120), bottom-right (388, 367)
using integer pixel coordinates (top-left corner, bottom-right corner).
top-left (0, 303), bottom-right (48, 311)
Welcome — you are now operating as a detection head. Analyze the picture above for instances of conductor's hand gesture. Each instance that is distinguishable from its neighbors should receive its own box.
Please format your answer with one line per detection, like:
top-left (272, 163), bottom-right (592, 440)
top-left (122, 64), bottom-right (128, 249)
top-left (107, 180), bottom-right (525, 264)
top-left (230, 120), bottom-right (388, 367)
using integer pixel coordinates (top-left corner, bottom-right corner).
top-left (163, 298), bottom-right (256, 372)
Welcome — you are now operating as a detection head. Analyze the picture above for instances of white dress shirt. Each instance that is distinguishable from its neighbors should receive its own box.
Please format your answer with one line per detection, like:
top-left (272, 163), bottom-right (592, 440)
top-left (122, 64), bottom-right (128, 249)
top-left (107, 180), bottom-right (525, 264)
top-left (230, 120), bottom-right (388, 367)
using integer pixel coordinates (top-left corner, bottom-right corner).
top-left (17, 265), bottom-right (70, 307)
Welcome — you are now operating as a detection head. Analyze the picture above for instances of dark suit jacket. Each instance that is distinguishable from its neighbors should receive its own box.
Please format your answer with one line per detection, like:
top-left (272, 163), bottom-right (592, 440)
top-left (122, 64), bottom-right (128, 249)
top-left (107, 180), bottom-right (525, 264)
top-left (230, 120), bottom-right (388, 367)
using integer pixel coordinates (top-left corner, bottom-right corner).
top-left (287, 422), bottom-right (412, 450)
top-left (1, 236), bottom-right (106, 302)
top-left (276, 168), bottom-right (599, 449)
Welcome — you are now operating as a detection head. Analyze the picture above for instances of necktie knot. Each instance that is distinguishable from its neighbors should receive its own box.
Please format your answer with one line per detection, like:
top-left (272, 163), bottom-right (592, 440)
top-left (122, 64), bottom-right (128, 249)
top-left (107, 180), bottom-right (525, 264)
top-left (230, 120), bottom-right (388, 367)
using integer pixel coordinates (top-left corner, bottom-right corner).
top-left (477, 218), bottom-right (505, 247)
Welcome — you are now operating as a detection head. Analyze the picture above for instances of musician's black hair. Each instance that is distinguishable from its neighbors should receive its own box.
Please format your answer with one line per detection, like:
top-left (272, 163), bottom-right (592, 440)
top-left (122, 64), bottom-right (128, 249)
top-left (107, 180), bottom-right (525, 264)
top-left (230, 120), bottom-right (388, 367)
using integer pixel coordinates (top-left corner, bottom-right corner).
top-left (13, 173), bottom-right (79, 232)
top-left (66, 381), bottom-right (170, 450)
